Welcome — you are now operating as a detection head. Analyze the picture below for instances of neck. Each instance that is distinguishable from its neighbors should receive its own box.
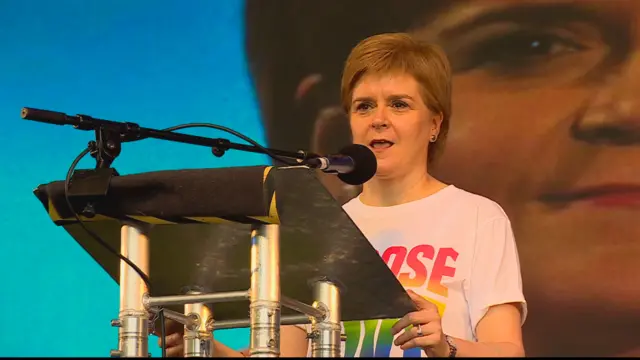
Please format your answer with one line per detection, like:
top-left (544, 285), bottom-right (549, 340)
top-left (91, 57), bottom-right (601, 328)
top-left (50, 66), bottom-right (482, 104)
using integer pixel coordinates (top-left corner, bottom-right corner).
top-left (360, 167), bottom-right (447, 207)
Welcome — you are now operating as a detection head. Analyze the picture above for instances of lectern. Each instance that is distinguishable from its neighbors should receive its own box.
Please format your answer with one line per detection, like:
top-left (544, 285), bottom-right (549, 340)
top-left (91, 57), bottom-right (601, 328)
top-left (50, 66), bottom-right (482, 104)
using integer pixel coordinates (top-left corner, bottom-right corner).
top-left (33, 165), bottom-right (416, 357)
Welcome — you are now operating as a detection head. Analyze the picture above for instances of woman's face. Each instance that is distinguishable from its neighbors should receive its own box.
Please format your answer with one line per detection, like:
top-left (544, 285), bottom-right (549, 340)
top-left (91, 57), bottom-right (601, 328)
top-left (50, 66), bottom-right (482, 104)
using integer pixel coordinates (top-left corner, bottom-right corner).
top-left (349, 73), bottom-right (439, 180)
top-left (414, 0), bottom-right (640, 355)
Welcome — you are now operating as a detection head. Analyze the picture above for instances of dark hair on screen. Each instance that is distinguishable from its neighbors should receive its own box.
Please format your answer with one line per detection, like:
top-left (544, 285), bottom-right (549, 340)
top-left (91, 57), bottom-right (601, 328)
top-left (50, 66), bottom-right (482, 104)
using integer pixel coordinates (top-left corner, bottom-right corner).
top-left (243, 0), bottom-right (452, 152)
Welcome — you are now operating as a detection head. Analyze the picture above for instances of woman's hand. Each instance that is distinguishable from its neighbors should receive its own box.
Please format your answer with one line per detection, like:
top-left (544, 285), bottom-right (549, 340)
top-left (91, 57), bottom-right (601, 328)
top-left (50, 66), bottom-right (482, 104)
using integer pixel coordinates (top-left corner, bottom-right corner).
top-left (154, 318), bottom-right (185, 357)
top-left (391, 289), bottom-right (450, 357)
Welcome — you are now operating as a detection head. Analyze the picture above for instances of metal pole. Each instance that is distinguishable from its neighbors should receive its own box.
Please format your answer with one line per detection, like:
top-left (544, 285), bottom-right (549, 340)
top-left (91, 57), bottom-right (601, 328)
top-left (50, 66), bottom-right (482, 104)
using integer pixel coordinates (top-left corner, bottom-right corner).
top-left (248, 224), bottom-right (281, 358)
top-left (281, 296), bottom-right (326, 319)
top-left (111, 224), bottom-right (150, 358)
top-left (145, 291), bottom-right (248, 308)
top-left (310, 280), bottom-right (341, 358)
top-left (213, 314), bottom-right (310, 330)
top-left (147, 308), bottom-right (197, 329)
top-left (183, 291), bottom-right (215, 358)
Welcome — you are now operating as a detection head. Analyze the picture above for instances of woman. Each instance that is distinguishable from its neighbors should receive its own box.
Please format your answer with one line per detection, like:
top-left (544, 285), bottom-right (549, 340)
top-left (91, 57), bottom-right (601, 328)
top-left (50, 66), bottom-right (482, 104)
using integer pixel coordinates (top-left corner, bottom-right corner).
top-left (159, 32), bottom-right (526, 357)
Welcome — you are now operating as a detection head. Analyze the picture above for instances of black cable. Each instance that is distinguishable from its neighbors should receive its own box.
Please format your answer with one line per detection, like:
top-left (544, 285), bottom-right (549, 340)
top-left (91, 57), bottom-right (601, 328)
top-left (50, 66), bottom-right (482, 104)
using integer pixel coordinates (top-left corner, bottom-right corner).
top-left (66, 123), bottom-right (283, 289)
top-left (66, 122), bottom-right (291, 357)
top-left (64, 148), bottom-right (153, 289)
top-left (125, 122), bottom-right (301, 166)
top-left (158, 309), bottom-right (166, 358)
top-left (64, 147), bottom-right (167, 356)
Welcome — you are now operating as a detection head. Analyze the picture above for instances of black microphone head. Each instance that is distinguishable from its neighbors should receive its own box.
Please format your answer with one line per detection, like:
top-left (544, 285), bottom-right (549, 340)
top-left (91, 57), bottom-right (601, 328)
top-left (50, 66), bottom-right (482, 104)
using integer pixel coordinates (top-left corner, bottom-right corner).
top-left (337, 144), bottom-right (377, 185)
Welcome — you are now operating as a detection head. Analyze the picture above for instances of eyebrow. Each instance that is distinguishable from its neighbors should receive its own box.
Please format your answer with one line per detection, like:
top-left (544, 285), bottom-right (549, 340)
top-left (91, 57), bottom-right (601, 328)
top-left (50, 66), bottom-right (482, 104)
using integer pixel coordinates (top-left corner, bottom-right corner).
top-left (438, 3), bottom-right (610, 39)
top-left (352, 94), bottom-right (415, 103)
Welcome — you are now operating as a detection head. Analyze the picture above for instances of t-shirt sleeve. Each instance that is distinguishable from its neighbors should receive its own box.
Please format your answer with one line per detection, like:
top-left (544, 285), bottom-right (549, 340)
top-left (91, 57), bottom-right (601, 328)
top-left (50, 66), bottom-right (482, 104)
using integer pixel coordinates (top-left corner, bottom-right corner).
top-left (467, 215), bottom-right (527, 338)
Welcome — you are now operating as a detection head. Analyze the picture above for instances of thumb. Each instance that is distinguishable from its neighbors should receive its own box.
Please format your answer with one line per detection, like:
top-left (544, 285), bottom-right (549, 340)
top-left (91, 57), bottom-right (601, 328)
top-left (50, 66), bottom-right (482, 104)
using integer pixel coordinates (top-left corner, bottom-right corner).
top-left (406, 289), bottom-right (433, 310)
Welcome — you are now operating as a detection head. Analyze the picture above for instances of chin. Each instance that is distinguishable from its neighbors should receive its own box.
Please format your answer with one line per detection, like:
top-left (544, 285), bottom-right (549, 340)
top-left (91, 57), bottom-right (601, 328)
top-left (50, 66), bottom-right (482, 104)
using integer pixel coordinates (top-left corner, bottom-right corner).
top-left (373, 168), bottom-right (395, 180)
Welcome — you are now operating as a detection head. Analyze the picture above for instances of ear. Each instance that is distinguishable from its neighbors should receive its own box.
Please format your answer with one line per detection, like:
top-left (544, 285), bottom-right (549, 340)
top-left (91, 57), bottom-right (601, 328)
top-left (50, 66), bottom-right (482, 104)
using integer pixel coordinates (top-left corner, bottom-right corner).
top-left (431, 112), bottom-right (444, 137)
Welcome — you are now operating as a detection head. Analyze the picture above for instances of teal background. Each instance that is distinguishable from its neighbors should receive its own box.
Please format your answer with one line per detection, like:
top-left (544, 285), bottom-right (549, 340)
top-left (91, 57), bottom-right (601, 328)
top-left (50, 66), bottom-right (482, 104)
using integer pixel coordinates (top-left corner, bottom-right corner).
top-left (0, 0), bottom-right (260, 356)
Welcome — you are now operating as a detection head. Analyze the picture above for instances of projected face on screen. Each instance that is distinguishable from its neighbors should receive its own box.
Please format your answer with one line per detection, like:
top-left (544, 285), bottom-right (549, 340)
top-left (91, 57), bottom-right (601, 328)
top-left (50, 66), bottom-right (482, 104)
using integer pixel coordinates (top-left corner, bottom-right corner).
top-left (245, 0), bottom-right (640, 356)
top-left (421, 2), bottom-right (640, 355)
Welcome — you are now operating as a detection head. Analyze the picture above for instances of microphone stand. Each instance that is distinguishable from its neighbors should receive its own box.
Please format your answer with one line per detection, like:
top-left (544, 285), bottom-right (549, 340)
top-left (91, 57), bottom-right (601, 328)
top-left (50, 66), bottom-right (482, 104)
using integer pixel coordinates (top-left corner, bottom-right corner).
top-left (21, 107), bottom-right (317, 165)
top-left (21, 107), bottom-right (317, 217)
top-left (22, 106), bottom-right (350, 358)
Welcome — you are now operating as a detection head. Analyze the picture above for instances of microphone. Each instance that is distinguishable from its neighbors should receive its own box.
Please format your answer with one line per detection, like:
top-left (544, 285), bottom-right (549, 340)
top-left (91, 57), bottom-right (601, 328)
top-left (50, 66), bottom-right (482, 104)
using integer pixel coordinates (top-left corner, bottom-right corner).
top-left (304, 144), bottom-right (377, 185)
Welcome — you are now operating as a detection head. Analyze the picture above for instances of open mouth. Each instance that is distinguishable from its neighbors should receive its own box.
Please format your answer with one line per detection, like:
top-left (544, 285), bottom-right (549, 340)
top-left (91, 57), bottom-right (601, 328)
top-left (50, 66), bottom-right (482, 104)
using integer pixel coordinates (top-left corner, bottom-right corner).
top-left (369, 139), bottom-right (394, 150)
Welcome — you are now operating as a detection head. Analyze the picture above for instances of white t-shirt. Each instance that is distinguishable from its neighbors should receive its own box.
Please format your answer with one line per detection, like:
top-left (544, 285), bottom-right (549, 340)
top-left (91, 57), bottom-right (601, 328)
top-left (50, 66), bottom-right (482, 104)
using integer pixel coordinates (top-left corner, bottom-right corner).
top-left (303, 185), bottom-right (527, 357)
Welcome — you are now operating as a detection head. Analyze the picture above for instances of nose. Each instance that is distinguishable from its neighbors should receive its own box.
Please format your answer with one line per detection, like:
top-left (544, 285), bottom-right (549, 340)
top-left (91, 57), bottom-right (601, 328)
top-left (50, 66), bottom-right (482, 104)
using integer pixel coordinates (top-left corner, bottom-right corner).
top-left (370, 106), bottom-right (390, 130)
top-left (571, 53), bottom-right (640, 145)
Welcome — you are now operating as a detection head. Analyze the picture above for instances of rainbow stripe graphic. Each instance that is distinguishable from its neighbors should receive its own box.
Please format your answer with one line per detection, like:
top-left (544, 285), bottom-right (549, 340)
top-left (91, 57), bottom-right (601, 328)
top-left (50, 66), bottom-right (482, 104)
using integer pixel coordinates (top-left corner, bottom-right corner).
top-left (341, 244), bottom-right (457, 357)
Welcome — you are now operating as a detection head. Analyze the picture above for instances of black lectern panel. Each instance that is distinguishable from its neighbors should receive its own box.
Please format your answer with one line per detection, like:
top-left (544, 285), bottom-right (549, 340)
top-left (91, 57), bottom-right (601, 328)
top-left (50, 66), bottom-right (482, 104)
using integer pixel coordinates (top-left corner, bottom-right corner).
top-left (34, 166), bottom-right (277, 225)
top-left (34, 166), bottom-right (416, 322)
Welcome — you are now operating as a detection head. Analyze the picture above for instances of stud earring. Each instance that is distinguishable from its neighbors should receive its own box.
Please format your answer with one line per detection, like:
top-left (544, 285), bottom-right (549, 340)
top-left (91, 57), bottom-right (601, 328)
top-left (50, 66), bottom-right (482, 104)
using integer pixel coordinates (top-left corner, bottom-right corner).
top-left (430, 134), bottom-right (437, 143)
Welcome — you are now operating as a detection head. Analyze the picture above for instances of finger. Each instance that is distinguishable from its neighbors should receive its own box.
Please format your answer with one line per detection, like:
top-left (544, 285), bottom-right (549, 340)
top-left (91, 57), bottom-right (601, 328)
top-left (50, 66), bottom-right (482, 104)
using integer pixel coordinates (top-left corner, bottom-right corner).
top-left (394, 325), bottom-right (421, 346)
top-left (394, 322), bottom-right (440, 347)
top-left (153, 318), bottom-right (183, 337)
top-left (156, 332), bottom-right (180, 348)
top-left (165, 332), bottom-right (182, 347)
top-left (166, 345), bottom-right (184, 357)
top-left (406, 290), bottom-right (438, 311)
top-left (166, 319), bottom-right (185, 333)
top-left (390, 311), bottom-right (433, 335)
top-left (399, 333), bottom-right (441, 351)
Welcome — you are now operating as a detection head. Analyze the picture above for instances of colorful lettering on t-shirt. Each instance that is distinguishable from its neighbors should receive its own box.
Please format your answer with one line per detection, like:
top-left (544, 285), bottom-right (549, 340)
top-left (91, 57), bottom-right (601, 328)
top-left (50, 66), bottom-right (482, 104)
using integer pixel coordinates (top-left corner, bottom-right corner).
top-left (343, 244), bottom-right (459, 357)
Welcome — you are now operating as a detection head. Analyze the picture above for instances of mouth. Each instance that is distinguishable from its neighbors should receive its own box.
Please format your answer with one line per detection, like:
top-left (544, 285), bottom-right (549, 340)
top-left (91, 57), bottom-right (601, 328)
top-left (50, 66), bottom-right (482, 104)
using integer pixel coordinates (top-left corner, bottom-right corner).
top-left (369, 139), bottom-right (395, 151)
top-left (539, 184), bottom-right (640, 208)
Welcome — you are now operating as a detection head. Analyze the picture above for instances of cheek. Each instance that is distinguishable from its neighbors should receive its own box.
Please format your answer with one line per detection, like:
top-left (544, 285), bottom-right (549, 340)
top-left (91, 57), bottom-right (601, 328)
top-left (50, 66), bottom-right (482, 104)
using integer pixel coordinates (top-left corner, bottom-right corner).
top-left (393, 114), bottom-right (431, 140)
top-left (435, 75), bottom-right (593, 203)
top-left (349, 118), bottom-right (368, 143)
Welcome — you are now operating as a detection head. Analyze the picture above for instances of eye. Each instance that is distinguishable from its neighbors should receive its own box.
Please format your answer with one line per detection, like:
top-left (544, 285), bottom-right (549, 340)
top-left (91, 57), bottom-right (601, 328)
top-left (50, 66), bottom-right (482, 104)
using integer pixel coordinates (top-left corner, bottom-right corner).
top-left (390, 100), bottom-right (409, 109)
top-left (487, 32), bottom-right (582, 60)
top-left (354, 102), bottom-right (374, 112)
top-left (453, 30), bottom-right (588, 74)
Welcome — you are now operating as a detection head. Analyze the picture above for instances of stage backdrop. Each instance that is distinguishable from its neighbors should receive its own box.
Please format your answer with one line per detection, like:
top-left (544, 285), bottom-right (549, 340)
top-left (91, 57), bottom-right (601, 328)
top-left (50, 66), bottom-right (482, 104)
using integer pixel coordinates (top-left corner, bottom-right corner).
top-left (1, 0), bottom-right (639, 357)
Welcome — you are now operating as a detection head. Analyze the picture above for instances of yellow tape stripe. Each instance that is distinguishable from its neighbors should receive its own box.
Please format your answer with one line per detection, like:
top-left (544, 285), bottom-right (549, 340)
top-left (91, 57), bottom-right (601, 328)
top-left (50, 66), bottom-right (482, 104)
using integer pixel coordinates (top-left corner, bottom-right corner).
top-left (261, 166), bottom-right (279, 224)
top-left (127, 216), bottom-right (177, 225)
top-left (262, 166), bottom-right (273, 182)
top-left (184, 216), bottom-right (234, 224)
top-left (52, 215), bottom-right (277, 224)
top-left (48, 198), bottom-right (114, 222)
top-left (268, 192), bottom-right (279, 224)
top-left (48, 198), bottom-right (62, 221)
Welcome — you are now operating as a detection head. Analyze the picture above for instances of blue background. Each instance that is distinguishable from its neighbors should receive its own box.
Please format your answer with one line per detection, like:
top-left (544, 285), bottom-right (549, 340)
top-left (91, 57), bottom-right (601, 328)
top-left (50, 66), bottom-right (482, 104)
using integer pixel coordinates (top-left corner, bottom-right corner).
top-left (0, 0), bottom-right (261, 356)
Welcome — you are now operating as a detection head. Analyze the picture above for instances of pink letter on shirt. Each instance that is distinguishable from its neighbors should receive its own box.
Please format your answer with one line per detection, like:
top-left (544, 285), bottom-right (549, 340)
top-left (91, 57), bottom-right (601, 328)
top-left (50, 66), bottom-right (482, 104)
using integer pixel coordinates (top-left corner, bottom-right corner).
top-left (428, 247), bottom-right (459, 297)
top-left (381, 246), bottom-right (407, 276)
top-left (398, 244), bottom-right (435, 287)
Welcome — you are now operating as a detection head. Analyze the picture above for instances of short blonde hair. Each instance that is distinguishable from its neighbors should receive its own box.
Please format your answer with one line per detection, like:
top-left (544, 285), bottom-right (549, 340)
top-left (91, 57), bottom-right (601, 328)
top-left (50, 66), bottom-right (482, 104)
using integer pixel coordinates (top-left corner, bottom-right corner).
top-left (341, 33), bottom-right (452, 163)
